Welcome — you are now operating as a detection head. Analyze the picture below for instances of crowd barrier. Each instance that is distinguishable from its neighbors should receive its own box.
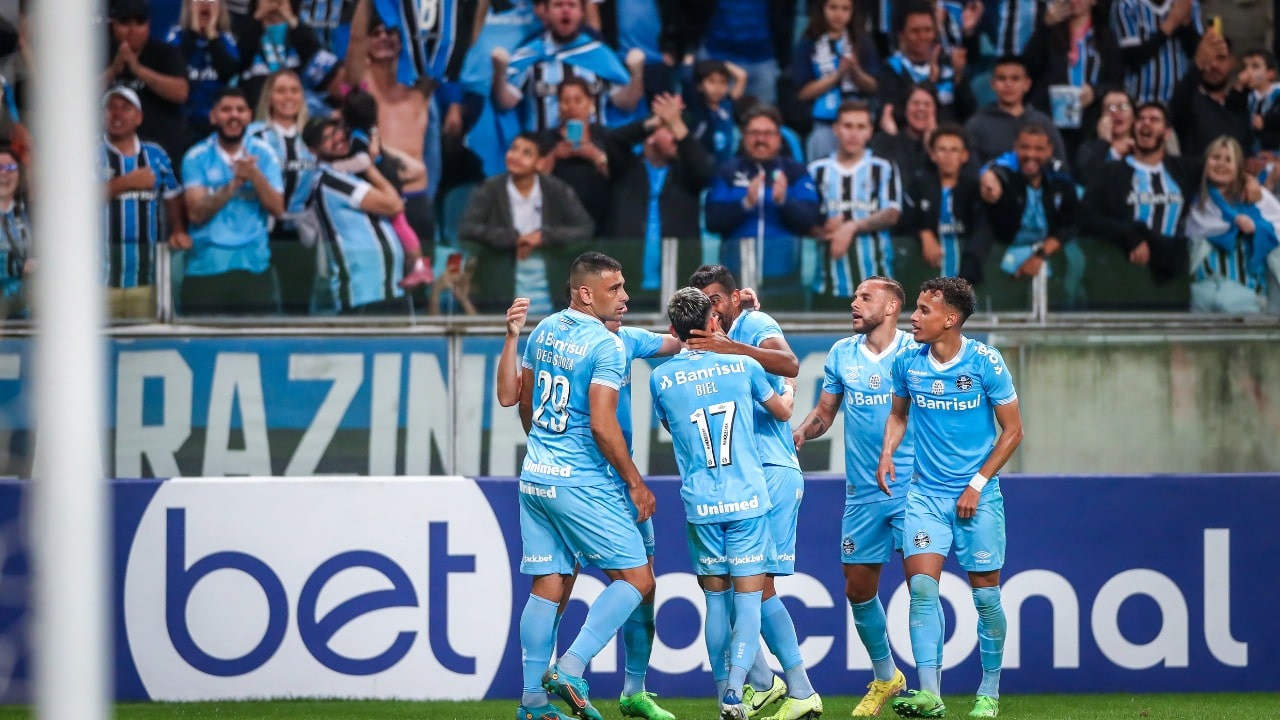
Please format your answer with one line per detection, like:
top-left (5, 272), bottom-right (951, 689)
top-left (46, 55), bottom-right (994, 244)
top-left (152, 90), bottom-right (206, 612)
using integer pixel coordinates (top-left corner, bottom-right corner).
top-left (0, 474), bottom-right (1274, 703)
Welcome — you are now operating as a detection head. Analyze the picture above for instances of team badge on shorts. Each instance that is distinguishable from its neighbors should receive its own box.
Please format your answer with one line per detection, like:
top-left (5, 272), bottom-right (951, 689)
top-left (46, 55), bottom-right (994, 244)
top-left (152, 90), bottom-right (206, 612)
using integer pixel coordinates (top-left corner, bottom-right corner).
top-left (842, 537), bottom-right (856, 556)
top-left (869, 373), bottom-right (882, 389)
top-left (956, 374), bottom-right (973, 391)
top-left (931, 380), bottom-right (945, 395)
top-left (913, 531), bottom-right (931, 549)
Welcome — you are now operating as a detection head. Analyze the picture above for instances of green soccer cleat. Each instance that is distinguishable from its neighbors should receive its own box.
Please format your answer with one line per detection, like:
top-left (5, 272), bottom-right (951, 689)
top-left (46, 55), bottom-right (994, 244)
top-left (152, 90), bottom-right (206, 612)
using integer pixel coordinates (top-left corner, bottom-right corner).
top-left (762, 692), bottom-right (824, 720)
top-left (891, 689), bottom-right (947, 718)
top-left (852, 669), bottom-right (907, 716)
top-left (516, 703), bottom-right (576, 720)
top-left (967, 696), bottom-right (998, 718)
top-left (619, 690), bottom-right (677, 720)
top-left (743, 674), bottom-right (788, 717)
top-left (541, 664), bottom-right (603, 720)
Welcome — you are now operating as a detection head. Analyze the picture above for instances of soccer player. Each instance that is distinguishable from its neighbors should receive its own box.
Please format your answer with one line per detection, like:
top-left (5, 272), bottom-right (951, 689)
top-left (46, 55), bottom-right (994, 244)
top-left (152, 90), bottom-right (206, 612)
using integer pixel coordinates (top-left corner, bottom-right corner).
top-left (498, 294), bottom-right (680, 720)
top-left (650, 287), bottom-right (794, 720)
top-left (687, 265), bottom-right (823, 720)
top-left (792, 276), bottom-right (916, 717)
top-left (877, 277), bottom-right (1025, 719)
top-left (514, 252), bottom-right (658, 720)
top-left (808, 100), bottom-right (903, 310)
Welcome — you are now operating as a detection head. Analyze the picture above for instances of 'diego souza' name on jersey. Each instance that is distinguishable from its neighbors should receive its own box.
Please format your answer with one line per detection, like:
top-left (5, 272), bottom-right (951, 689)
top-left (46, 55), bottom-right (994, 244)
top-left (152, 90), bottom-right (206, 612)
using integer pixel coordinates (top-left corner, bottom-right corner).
top-left (533, 329), bottom-right (590, 370)
top-left (657, 358), bottom-right (748, 397)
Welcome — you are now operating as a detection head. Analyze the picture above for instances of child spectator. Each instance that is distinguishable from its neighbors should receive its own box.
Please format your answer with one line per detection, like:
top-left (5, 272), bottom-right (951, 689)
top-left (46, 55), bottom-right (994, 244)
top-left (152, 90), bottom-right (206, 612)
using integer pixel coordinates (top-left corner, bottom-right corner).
top-left (907, 123), bottom-right (984, 283)
top-left (965, 55), bottom-right (1068, 166)
top-left (791, 0), bottom-right (880, 161)
top-left (685, 59), bottom-right (746, 166)
top-left (1239, 49), bottom-right (1280, 153)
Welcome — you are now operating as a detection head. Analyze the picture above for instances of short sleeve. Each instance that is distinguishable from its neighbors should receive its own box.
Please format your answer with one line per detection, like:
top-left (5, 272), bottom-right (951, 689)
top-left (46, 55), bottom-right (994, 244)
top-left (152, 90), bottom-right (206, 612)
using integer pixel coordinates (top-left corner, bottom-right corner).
top-left (882, 161), bottom-right (902, 211)
top-left (318, 172), bottom-right (371, 208)
top-left (152, 148), bottom-right (183, 197)
top-left (749, 359), bottom-right (777, 404)
top-left (650, 373), bottom-right (668, 423)
top-left (255, 142), bottom-right (285, 193)
top-left (622, 327), bottom-right (665, 360)
top-left (180, 149), bottom-right (205, 189)
top-left (891, 351), bottom-right (910, 398)
top-left (821, 343), bottom-right (844, 395)
top-left (980, 346), bottom-right (1017, 405)
top-left (590, 333), bottom-right (626, 390)
top-left (744, 311), bottom-right (784, 346)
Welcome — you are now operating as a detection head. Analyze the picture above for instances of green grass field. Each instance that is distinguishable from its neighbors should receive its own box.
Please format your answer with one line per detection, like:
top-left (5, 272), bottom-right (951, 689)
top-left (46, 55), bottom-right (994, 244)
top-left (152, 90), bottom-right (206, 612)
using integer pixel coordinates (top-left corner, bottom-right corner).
top-left (1, 694), bottom-right (1277, 720)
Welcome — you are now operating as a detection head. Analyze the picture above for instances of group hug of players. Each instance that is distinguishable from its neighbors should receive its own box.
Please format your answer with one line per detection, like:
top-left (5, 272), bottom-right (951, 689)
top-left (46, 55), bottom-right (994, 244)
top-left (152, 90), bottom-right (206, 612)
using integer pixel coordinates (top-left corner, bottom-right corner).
top-left (499, 251), bottom-right (1025, 720)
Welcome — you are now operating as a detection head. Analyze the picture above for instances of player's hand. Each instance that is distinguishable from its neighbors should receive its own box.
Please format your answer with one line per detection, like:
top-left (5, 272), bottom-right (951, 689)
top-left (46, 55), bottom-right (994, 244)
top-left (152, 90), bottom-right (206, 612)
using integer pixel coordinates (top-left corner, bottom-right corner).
top-left (956, 486), bottom-right (980, 519)
top-left (630, 482), bottom-right (656, 523)
top-left (686, 315), bottom-right (736, 354)
top-left (875, 456), bottom-right (895, 495)
top-left (792, 428), bottom-right (807, 450)
top-left (506, 298), bottom-right (530, 337)
top-left (739, 287), bottom-right (760, 311)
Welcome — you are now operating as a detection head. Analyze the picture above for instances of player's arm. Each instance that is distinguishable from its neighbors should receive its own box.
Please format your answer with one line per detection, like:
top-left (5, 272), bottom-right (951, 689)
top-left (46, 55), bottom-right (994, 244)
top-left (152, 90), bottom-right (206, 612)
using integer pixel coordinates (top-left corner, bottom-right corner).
top-left (956, 398), bottom-right (1024, 519)
top-left (496, 299), bottom-right (530, 407)
top-left (517, 367), bottom-right (535, 433)
top-left (655, 333), bottom-right (681, 356)
top-left (762, 383), bottom-right (794, 422)
top-left (793, 389), bottom-right (841, 449)
top-left (875, 395), bottom-right (911, 495)
top-left (590, 384), bottom-right (656, 521)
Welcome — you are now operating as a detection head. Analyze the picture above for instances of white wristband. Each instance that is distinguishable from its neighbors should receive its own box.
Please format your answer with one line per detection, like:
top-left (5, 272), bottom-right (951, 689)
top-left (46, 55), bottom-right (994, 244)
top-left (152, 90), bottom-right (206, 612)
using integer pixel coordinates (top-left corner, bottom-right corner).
top-left (967, 473), bottom-right (989, 492)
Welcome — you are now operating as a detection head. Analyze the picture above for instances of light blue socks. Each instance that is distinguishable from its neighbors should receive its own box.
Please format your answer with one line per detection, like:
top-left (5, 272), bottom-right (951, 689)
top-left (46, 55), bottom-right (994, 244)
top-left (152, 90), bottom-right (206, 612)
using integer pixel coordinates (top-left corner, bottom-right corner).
top-left (703, 589), bottom-right (732, 698)
top-left (520, 594), bottom-right (558, 707)
top-left (560, 580), bottom-right (643, 677)
top-left (728, 590), bottom-right (764, 693)
top-left (908, 575), bottom-right (943, 696)
top-left (761, 596), bottom-right (815, 698)
top-left (621, 603), bottom-right (656, 697)
top-left (852, 596), bottom-right (896, 682)
top-left (972, 587), bottom-right (1006, 699)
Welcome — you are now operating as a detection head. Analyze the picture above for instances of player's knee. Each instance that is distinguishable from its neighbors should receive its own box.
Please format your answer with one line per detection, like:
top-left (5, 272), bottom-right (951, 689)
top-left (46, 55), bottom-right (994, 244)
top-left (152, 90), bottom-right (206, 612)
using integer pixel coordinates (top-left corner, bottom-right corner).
top-left (624, 569), bottom-right (656, 598)
top-left (908, 574), bottom-right (940, 606)
top-left (845, 575), bottom-right (878, 604)
top-left (971, 586), bottom-right (1005, 628)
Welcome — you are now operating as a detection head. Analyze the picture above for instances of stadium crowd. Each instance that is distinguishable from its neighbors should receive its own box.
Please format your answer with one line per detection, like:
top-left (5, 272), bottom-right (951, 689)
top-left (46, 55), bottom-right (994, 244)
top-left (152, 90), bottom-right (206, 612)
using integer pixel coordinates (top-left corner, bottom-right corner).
top-left (0, 0), bottom-right (1278, 320)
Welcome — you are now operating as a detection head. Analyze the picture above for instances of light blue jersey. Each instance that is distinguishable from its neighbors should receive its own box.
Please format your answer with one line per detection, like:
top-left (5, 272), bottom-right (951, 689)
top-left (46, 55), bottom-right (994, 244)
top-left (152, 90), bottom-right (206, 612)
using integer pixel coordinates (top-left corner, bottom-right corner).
top-left (520, 308), bottom-right (628, 487)
top-left (616, 325), bottom-right (666, 453)
top-left (823, 329), bottom-right (917, 503)
top-left (650, 350), bottom-right (775, 524)
top-left (181, 135), bottom-right (284, 277)
top-left (727, 310), bottom-right (800, 470)
top-left (310, 167), bottom-right (406, 311)
top-left (891, 337), bottom-right (1017, 497)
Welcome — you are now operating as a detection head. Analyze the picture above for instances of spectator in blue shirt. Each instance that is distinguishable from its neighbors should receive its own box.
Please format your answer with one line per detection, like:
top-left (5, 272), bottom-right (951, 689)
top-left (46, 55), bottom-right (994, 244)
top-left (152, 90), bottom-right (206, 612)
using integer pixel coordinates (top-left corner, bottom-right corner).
top-left (705, 104), bottom-right (822, 311)
top-left (181, 87), bottom-right (286, 315)
top-left (0, 145), bottom-right (30, 321)
top-left (166, 0), bottom-right (241, 145)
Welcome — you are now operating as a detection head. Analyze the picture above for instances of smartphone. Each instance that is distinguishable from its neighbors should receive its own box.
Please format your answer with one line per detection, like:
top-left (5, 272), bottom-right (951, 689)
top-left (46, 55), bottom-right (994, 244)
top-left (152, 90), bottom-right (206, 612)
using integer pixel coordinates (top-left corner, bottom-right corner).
top-left (446, 252), bottom-right (463, 273)
top-left (565, 119), bottom-right (584, 149)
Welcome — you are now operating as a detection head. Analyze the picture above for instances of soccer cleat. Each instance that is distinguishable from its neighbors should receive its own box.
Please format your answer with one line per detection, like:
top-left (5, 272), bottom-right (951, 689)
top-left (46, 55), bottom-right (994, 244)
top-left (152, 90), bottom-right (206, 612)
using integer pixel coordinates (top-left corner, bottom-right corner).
top-left (516, 703), bottom-right (576, 720)
top-left (891, 689), bottom-right (946, 718)
top-left (851, 669), bottom-right (907, 716)
top-left (619, 690), bottom-right (677, 720)
top-left (743, 674), bottom-right (788, 717)
top-left (762, 692), bottom-right (824, 720)
top-left (967, 696), bottom-right (998, 718)
top-left (721, 690), bottom-right (750, 720)
top-left (542, 664), bottom-right (604, 720)
top-left (399, 257), bottom-right (434, 288)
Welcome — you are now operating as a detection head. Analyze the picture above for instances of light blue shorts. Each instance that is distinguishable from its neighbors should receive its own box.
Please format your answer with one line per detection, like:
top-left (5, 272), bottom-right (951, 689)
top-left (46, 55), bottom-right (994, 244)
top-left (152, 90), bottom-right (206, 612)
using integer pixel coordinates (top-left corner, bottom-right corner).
top-left (903, 487), bottom-right (1006, 572)
top-left (686, 515), bottom-right (773, 577)
top-left (518, 480), bottom-right (649, 575)
top-left (841, 495), bottom-right (906, 565)
top-left (763, 465), bottom-right (804, 575)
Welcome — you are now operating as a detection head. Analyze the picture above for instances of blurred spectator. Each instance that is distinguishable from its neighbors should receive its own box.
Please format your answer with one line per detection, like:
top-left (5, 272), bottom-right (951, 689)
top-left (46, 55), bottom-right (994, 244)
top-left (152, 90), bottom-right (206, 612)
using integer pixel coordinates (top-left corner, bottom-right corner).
top-left (705, 104), bottom-right (821, 309)
top-left (1075, 88), bottom-right (1135, 178)
top-left (978, 125), bottom-right (1078, 284)
top-left (344, 0), bottom-right (435, 265)
top-left (870, 83), bottom-right (938, 185)
top-left (1184, 135), bottom-right (1280, 313)
top-left (935, 0), bottom-right (984, 58)
top-left (248, 69), bottom-right (320, 315)
top-left (1024, 0), bottom-right (1123, 163)
top-left (1170, 30), bottom-right (1250, 179)
top-left (807, 100), bottom-right (902, 309)
top-left (1082, 101), bottom-right (1190, 285)
top-left (0, 144), bottom-right (29, 320)
top-left (295, 0), bottom-right (355, 53)
top-left (1239, 49), bottom-right (1280, 154)
top-left (585, 0), bottom-right (682, 99)
top-left (539, 77), bottom-right (611, 234)
top-left (1111, 0), bottom-right (1202, 104)
top-left (103, 0), bottom-right (190, 163)
top-left (0, 13), bottom-right (29, 163)
top-left (681, 0), bottom-right (799, 105)
top-left (458, 132), bottom-right (594, 314)
top-left (877, 0), bottom-right (975, 126)
top-left (181, 87), bottom-right (285, 315)
top-left (907, 123), bottom-right (984, 283)
top-left (303, 117), bottom-right (414, 314)
top-left (99, 87), bottom-right (189, 320)
top-left (603, 92), bottom-right (714, 298)
top-left (966, 55), bottom-right (1067, 166)
top-left (492, 0), bottom-right (645, 132)
top-left (238, 0), bottom-right (341, 109)
top-left (166, 0), bottom-right (240, 144)
top-left (684, 59), bottom-right (746, 166)
top-left (791, 0), bottom-right (880, 161)
top-left (992, 0), bottom-right (1041, 57)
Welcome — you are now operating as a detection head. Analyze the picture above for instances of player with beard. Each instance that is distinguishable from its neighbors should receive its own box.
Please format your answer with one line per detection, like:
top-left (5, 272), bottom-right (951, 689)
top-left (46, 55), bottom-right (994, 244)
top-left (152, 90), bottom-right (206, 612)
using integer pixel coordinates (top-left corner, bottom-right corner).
top-left (792, 276), bottom-right (916, 717)
top-left (1082, 102), bottom-right (1192, 284)
top-left (181, 86), bottom-right (285, 314)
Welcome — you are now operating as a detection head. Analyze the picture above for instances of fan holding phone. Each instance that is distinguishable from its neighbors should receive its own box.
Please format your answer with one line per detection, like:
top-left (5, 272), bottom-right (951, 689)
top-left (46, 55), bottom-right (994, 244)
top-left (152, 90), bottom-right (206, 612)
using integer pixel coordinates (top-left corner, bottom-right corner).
top-left (539, 77), bottom-right (612, 235)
